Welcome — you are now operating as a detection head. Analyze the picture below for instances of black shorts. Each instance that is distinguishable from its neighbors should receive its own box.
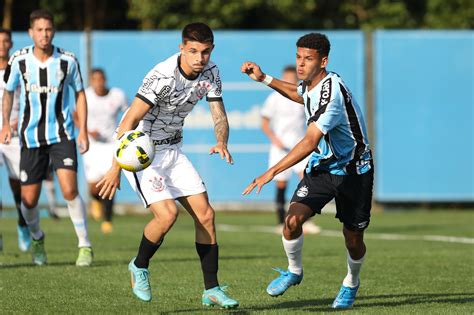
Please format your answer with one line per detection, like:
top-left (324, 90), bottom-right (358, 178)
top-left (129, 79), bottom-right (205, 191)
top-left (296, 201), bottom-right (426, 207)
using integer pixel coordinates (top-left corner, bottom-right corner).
top-left (20, 140), bottom-right (78, 185)
top-left (291, 167), bottom-right (374, 231)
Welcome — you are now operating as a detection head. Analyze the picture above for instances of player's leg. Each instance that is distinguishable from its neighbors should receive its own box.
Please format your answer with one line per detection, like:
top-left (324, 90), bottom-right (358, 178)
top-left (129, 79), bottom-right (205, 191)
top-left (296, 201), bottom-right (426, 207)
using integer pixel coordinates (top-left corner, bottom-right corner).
top-left (20, 145), bottom-right (49, 265)
top-left (178, 193), bottom-right (239, 309)
top-left (332, 169), bottom-right (373, 309)
top-left (294, 159), bottom-right (321, 235)
top-left (275, 180), bottom-right (287, 228)
top-left (267, 170), bottom-right (335, 297)
top-left (129, 199), bottom-right (179, 302)
top-left (43, 166), bottom-right (59, 220)
top-left (52, 140), bottom-right (92, 266)
top-left (89, 182), bottom-right (113, 233)
top-left (9, 177), bottom-right (31, 252)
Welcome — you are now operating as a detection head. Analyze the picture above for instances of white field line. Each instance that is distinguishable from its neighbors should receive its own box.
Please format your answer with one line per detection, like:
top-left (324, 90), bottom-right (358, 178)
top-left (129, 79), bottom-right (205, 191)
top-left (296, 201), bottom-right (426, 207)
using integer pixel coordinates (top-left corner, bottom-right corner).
top-left (217, 224), bottom-right (474, 245)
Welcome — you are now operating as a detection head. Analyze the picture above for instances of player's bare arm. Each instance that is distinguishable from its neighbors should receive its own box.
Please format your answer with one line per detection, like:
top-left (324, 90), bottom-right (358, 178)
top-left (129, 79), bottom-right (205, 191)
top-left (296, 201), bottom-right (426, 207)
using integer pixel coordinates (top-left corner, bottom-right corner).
top-left (97, 97), bottom-right (151, 200)
top-left (261, 117), bottom-right (285, 149)
top-left (0, 89), bottom-right (14, 144)
top-left (242, 123), bottom-right (323, 195)
top-left (208, 100), bottom-right (233, 164)
top-left (241, 61), bottom-right (304, 104)
top-left (75, 90), bottom-right (90, 154)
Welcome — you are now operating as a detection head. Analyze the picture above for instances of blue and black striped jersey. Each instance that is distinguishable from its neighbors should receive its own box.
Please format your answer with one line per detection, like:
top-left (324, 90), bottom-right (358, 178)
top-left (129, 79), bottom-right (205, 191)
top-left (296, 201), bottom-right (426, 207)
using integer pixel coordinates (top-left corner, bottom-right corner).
top-left (4, 45), bottom-right (83, 148)
top-left (298, 72), bottom-right (372, 175)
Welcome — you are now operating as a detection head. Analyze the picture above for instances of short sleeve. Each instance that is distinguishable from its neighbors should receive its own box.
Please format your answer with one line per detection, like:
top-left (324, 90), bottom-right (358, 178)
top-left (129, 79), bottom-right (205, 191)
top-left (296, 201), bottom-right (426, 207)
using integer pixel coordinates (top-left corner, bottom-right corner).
top-left (136, 69), bottom-right (170, 108)
top-left (68, 59), bottom-right (84, 92)
top-left (4, 57), bottom-right (20, 92)
top-left (206, 66), bottom-right (223, 102)
top-left (260, 92), bottom-right (276, 119)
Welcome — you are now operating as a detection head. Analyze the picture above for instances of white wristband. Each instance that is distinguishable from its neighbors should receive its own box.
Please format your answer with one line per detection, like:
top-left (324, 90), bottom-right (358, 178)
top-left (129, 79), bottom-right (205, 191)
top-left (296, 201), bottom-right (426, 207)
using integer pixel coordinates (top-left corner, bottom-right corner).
top-left (262, 74), bottom-right (273, 86)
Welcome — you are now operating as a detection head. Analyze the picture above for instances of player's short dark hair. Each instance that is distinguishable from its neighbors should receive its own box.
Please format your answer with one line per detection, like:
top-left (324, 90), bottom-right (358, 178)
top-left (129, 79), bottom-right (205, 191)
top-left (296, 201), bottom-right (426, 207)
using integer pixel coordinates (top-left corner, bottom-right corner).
top-left (0, 28), bottom-right (12, 40)
top-left (283, 65), bottom-right (296, 73)
top-left (296, 33), bottom-right (330, 57)
top-left (30, 9), bottom-right (54, 27)
top-left (182, 22), bottom-right (214, 44)
top-left (90, 68), bottom-right (106, 77)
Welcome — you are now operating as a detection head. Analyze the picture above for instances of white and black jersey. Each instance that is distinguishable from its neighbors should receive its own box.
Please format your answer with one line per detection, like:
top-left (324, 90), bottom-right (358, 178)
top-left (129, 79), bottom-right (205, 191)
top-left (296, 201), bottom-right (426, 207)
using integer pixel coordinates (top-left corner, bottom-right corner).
top-left (135, 53), bottom-right (222, 147)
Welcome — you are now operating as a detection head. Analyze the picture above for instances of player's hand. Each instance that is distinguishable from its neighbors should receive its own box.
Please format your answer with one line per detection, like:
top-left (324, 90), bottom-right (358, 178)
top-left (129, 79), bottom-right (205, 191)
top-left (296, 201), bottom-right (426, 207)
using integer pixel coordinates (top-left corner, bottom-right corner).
top-left (241, 61), bottom-right (266, 82)
top-left (209, 142), bottom-right (234, 164)
top-left (0, 125), bottom-right (12, 145)
top-left (77, 130), bottom-right (89, 154)
top-left (272, 137), bottom-right (286, 150)
top-left (96, 165), bottom-right (121, 200)
top-left (242, 170), bottom-right (275, 195)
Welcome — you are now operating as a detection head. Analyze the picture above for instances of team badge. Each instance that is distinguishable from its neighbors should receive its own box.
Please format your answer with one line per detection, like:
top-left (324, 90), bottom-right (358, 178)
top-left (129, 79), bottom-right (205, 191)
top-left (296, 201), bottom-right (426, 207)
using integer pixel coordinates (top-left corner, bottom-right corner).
top-left (296, 185), bottom-right (309, 197)
top-left (56, 70), bottom-right (65, 81)
top-left (22, 71), bottom-right (31, 82)
top-left (195, 81), bottom-right (211, 99)
top-left (149, 176), bottom-right (164, 192)
top-left (20, 170), bottom-right (28, 183)
top-left (63, 158), bottom-right (74, 166)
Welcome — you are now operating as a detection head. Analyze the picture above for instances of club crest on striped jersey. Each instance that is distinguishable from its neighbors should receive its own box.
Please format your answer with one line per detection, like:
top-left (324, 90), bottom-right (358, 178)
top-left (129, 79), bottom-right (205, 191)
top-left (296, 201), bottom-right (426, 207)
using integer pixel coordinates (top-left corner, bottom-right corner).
top-left (195, 81), bottom-right (211, 99)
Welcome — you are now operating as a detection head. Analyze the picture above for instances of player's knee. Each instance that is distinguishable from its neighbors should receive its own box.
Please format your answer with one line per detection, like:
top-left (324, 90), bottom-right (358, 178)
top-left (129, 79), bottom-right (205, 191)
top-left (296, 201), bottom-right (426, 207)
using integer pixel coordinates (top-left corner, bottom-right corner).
top-left (344, 234), bottom-right (364, 252)
top-left (22, 197), bottom-right (38, 209)
top-left (155, 206), bottom-right (179, 227)
top-left (196, 206), bottom-right (215, 228)
top-left (284, 213), bottom-right (303, 234)
top-left (62, 188), bottom-right (78, 201)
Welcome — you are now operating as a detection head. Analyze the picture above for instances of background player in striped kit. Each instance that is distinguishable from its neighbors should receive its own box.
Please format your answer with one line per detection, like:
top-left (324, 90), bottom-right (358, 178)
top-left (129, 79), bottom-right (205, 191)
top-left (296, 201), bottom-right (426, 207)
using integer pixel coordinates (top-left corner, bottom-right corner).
top-left (0, 9), bottom-right (93, 266)
top-left (261, 65), bottom-right (320, 235)
top-left (0, 28), bottom-right (30, 252)
top-left (242, 32), bottom-right (374, 309)
top-left (82, 68), bottom-right (128, 233)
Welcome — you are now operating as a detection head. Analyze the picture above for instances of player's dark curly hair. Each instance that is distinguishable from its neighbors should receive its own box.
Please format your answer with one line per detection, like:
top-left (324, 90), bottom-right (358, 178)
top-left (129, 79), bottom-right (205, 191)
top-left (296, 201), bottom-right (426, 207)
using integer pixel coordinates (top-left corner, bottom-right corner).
top-left (182, 22), bottom-right (214, 44)
top-left (30, 9), bottom-right (54, 27)
top-left (296, 33), bottom-right (330, 57)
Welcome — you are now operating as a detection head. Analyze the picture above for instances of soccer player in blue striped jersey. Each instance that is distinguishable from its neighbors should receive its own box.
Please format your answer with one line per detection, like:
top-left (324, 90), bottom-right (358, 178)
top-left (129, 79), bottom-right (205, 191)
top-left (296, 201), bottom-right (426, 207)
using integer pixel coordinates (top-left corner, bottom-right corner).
top-left (0, 9), bottom-right (93, 266)
top-left (242, 33), bottom-right (374, 309)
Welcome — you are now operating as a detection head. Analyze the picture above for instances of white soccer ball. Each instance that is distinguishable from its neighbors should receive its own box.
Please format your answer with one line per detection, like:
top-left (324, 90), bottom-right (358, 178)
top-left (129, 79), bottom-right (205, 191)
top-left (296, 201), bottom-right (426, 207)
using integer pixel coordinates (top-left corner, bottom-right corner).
top-left (114, 130), bottom-right (155, 172)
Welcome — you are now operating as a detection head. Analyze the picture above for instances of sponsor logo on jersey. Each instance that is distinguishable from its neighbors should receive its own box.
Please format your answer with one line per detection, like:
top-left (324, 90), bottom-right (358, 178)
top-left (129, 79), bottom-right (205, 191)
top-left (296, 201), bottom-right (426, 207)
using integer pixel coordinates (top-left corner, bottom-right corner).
top-left (149, 176), bottom-right (164, 192)
top-left (63, 157), bottom-right (74, 166)
top-left (140, 75), bottom-right (159, 94)
top-left (155, 85), bottom-right (171, 101)
top-left (319, 78), bottom-right (331, 107)
top-left (296, 185), bottom-right (309, 197)
top-left (214, 73), bottom-right (222, 96)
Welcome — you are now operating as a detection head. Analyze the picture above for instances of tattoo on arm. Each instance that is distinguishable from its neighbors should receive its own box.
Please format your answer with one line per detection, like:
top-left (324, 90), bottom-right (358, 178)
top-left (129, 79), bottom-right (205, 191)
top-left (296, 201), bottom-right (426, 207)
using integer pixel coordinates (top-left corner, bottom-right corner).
top-left (209, 100), bottom-right (229, 144)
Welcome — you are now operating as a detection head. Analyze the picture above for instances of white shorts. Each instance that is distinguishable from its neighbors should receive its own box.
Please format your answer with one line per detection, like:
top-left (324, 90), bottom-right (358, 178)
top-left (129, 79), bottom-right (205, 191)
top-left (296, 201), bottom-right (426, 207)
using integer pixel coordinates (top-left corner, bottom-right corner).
top-left (124, 147), bottom-right (206, 207)
top-left (83, 140), bottom-right (115, 183)
top-left (0, 136), bottom-right (21, 180)
top-left (269, 145), bottom-right (309, 182)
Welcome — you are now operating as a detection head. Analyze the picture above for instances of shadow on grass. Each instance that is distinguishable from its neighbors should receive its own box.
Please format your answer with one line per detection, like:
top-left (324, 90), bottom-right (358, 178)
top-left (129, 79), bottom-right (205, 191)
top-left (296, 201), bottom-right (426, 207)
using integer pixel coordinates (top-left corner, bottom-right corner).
top-left (237, 292), bottom-right (474, 312)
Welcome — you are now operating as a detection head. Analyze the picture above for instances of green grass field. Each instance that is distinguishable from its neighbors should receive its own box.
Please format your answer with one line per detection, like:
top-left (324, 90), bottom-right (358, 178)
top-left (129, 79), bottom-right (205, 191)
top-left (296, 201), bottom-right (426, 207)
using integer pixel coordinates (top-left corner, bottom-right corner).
top-left (1, 210), bottom-right (473, 314)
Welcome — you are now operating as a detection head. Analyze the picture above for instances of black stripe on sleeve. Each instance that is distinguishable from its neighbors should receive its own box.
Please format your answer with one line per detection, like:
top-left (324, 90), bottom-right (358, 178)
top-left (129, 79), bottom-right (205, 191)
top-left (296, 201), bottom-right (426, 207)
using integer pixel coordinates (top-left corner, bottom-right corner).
top-left (133, 172), bottom-right (149, 208)
top-left (18, 60), bottom-right (31, 146)
top-left (135, 93), bottom-right (155, 108)
top-left (55, 60), bottom-right (69, 140)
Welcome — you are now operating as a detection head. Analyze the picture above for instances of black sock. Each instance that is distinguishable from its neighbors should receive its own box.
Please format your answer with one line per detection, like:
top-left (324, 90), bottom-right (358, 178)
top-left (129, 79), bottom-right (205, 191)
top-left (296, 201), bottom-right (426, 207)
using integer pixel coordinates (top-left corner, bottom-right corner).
top-left (195, 242), bottom-right (219, 290)
top-left (134, 234), bottom-right (163, 268)
top-left (276, 187), bottom-right (286, 224)
top-left (101, 198), bottom-right (114, 222)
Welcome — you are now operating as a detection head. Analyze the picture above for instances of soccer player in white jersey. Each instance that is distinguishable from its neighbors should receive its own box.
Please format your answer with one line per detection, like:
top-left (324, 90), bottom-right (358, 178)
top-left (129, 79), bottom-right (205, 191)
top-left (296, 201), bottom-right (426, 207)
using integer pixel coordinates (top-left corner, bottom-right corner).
top-left (242, 33), bottom-right (374, 309)
top-left (0, 28), bottom-right (31, 252)
top-left (97, 23), bottom-right (239, 308)
top-left (0, 10), bottom-right (93, 266)
top-left (261, 65), bottom-right (320, 235)
top-left (83, 68), bottom-right (127, 233)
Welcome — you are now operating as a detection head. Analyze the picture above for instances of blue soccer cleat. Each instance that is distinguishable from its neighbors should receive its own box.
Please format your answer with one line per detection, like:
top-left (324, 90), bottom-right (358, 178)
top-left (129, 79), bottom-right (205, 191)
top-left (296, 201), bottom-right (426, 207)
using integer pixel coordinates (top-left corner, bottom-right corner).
top-left (128, 257), bottom-right (152, 302)
top-left (17, 225), bottom-right (31, 252)
top-left (266, 268), bottom-right (303, 297)
top-left (202, 285), bottom-right (239, 309)
top-left (332, 283), bottom-right (360, 309)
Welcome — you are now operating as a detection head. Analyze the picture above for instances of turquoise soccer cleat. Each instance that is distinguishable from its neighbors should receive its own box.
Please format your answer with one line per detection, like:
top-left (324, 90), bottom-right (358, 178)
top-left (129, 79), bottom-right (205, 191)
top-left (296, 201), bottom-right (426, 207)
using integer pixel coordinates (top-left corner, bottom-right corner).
top-left (202, 285), bottom-right (239, 309)
top-left (17, 225), bottom-right (31, 252)
top-left (332, 283), bottom-right (360, 309)
top-left (31, 238), bottom-right (47, 265)
top-left (128, 258), bottom-right (152, 302)
top-left (266, 268), bottom-right (303, 297)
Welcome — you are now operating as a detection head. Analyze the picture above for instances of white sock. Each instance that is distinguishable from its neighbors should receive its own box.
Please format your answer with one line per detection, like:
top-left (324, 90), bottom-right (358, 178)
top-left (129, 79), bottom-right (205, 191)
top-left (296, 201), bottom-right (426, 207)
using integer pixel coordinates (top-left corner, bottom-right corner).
top-left (44, 180), bottom-right (57, 214)
top-left (20, 203), bottom-right (43, 240)
top-left (66, 195), bottom-right (91, 248)
top-left (343, 251), bottom-right (365, 288)
top-left (282, 234), bottom-right (304, 275)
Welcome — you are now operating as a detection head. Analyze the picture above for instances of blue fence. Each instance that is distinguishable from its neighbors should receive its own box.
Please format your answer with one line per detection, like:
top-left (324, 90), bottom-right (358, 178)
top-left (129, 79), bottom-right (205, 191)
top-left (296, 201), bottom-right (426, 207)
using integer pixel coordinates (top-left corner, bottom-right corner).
top-left (1, 30), bottom-right (472, 207)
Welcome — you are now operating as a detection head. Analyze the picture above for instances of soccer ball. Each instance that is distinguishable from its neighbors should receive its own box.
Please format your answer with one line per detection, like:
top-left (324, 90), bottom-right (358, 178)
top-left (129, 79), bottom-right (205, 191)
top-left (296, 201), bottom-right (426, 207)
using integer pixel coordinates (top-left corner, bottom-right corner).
top-left (114, 130), bottom-right (155, 172)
